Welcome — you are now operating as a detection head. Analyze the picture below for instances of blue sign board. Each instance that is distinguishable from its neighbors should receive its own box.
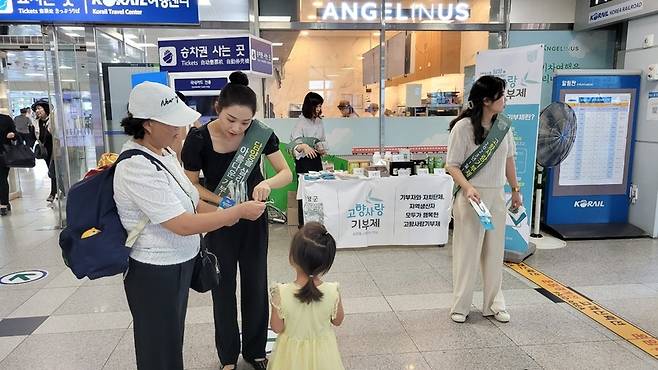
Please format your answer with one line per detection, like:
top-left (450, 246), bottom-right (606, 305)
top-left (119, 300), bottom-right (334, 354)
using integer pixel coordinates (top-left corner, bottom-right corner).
top-left (250, 37), bottom-right (273, 75)
top-left (131, 71), bottom-right (168, 88)
top-left (545, 73), bottom-right (641, 226)
top-left (174, 77), bottom-right (227, 92)
top-left (0, 0), bottom-right (199, 25)
top-left (158, 36), bottom-right (273, 76)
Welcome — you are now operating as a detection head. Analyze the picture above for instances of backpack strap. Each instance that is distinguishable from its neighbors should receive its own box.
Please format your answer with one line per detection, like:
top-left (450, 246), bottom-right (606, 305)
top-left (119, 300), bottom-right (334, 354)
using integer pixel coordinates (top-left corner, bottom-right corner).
top-left (114, 149), bottom-right (172, 248)
top-left (115, 148), bottom-right (199, 248)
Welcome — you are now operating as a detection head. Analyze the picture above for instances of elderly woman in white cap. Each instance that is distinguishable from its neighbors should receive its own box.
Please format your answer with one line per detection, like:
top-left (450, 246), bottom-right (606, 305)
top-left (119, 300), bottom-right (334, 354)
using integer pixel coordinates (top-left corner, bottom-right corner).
top-left (113, 82), bottom-right (266, 370)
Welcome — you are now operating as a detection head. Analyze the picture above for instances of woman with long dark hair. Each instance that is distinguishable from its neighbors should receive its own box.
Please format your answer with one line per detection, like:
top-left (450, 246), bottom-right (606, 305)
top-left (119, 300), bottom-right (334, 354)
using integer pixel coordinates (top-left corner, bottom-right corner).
top-left (182, 72), bottom-right (292, 370)
top-left (445, 75), bottom-right (522, 324)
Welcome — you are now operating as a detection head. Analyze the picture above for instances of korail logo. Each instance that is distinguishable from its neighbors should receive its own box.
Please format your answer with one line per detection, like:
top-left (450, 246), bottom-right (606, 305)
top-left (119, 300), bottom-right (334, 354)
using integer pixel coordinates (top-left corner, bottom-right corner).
top-left (0, 0), bottom-right (14, 14)
top-left (159, 47), bottom-right (177, 67)
top-left (574, 200), bottom-right (605, 208)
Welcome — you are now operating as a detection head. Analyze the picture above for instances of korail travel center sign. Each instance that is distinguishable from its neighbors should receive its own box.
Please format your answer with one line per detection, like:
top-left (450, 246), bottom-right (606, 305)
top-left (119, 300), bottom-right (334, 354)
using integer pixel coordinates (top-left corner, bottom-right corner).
top-left (318, 1), bottom-right (471, 22)
top-left (0, 0), bottom-right (199, 25)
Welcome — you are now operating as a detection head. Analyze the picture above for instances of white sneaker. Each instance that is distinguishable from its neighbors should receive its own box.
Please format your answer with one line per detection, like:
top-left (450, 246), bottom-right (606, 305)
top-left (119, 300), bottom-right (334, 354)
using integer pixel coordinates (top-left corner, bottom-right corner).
top-left (451, 313), bottom-right (467, 323)
top-left (494, 311), bottom-right (510, 323)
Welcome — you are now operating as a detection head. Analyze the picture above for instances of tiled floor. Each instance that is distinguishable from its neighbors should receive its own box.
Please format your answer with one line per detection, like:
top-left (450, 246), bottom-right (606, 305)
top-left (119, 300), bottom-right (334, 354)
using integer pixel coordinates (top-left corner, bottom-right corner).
top-left (1, 168), bottom-right (658, 369)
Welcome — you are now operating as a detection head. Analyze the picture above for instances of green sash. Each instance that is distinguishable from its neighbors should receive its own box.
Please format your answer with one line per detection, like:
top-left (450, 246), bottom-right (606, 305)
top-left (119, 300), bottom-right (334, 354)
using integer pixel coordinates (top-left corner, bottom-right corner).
top-left (213, 119), bottom-right (274, 208)
top-left (453, 114), bottom-right (512, 195)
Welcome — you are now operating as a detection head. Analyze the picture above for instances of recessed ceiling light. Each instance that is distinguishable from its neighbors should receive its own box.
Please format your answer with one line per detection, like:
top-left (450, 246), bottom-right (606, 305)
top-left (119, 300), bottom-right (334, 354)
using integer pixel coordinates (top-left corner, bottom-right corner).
top-left (61, 26), bottom-right (84, 31)
top-left (312, 1), bottom-right (323, 6)
top-left (341, 67), bottom-right (355, 70)
top-left (259, 16), bottom-right (291, 22)
top-left (59, 65), bottom-right (73, 69)
top-left (25, 73), bottom-right (42, 77)
top-left (61, 79), bottom-right (76, 82)
top-left (272, 42), bottom-right (283, 47)
top-left (272, 57), bottom-right (280, 61)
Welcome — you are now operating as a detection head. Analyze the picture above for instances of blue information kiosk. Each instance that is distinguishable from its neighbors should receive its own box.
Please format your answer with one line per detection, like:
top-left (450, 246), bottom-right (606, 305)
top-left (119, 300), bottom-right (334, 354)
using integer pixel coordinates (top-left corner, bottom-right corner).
top-left (544, 70), bottom-right (647, 239)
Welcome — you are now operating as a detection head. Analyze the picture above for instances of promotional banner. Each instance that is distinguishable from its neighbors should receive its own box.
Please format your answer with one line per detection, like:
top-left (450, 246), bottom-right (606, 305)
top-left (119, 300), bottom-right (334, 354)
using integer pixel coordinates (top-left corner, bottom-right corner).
top-left (0, 0), bottom-right (199, 25)
top-left (475, 44), bottom-right (544, 260)
top-left (300, 176), bottom-right (453, 248)
top-left (158, 36), bottom-right (273, 77)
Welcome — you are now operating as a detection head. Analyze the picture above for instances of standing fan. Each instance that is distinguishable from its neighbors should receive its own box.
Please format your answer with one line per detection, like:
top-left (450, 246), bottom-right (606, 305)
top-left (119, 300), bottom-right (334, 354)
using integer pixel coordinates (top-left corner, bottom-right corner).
top-left (530, 102), bottom-right (578, 245)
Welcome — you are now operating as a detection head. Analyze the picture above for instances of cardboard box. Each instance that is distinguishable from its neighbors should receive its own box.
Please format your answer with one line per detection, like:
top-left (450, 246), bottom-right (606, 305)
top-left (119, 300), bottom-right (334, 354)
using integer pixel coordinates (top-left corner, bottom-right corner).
top-left (287, 208), bottom-right (299, 226)
top-left (287, 191), bottom-right (298, 208)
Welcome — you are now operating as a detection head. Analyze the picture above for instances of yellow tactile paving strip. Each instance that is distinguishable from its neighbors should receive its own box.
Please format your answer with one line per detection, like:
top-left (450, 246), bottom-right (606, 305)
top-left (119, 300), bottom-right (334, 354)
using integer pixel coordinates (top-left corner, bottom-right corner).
top-left (506, 262), bottom-right (658, 359)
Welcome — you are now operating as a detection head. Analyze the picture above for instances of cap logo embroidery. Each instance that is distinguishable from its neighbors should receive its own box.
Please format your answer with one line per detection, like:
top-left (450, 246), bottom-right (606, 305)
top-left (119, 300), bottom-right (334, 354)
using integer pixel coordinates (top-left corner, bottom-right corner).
top-left (161, 96), bottom-right (179, 107)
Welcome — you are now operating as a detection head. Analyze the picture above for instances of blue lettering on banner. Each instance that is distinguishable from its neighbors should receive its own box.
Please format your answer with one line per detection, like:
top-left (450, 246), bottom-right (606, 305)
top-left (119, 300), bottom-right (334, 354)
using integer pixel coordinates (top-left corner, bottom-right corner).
top-left (0, 0), bottom-right (199, 24)
top-left (174, 77), bottom-right (228, 92)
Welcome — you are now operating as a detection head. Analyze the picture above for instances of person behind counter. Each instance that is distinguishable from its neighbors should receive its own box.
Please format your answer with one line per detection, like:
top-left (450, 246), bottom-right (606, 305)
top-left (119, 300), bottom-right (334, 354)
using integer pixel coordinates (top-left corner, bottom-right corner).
top-left (337, 100), bottom-right (359, 118)
top-left (365, 103), bottom-right (379, 117)
top-left (182, 71), bottom-right (292, 370)
top-left (445, 75), bottom-right (522, 325)
top-left (291, 92), bottom-right (327, 226)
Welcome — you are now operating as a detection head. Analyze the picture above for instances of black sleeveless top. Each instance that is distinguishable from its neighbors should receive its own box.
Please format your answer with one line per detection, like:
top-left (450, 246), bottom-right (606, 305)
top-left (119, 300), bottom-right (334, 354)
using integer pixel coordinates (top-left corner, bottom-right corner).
top-left (181, 124), bottom-right (280, 198)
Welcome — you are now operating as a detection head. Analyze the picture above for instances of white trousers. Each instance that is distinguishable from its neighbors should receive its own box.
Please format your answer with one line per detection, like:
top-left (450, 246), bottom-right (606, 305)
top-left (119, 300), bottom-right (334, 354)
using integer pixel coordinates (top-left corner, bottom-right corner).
top-left (451, 186), bottom-right (507, 316)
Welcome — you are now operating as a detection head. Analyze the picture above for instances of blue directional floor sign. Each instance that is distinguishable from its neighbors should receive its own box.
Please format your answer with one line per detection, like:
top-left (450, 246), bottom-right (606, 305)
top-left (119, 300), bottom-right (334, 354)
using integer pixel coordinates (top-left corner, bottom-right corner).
top-left (0, 270), bottom-right (48, 285)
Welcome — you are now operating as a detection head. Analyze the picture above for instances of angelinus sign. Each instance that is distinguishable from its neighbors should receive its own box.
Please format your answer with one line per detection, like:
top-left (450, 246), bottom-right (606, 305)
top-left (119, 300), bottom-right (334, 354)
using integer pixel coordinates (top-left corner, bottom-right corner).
top-left (319, 2), bottom-right (470, 22)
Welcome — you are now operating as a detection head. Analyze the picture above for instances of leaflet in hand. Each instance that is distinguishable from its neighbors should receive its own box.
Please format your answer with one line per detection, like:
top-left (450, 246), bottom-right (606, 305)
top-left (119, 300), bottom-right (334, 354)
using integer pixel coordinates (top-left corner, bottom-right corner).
top-left (469, 199), bottom-right (494, 230)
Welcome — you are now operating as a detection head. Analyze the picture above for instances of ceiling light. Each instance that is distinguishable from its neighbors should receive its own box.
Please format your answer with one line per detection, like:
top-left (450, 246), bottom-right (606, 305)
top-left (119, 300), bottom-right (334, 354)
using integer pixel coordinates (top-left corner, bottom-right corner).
top-left (373, 32), bottom-right (380, 36)
top-left (59, 65), bottom-right (73, 69)
top-left (198, 0), bottom-right (211, 6)
top-left (25, 73), bottom-right (42, 77)
top-left (272, 57), bottom-right (280, 61)
top-left (272, 42), bottom-right (283, 47)
top-left (259, 16), bottom-right (291, 22)
top-left (301, 31), bottom-right (310, 36)
top-left (307, 15), bottom-right (317, 20)
top-left (61, 79), bottom-right (76, 82)
top-left (341, 67), bottom-right (355, 70)
top-left (61, 26), bottom-right (84, 31)
top-left (357, 56), bottom-right (364, 60)
top-left (312, 1), bottom-right (323, 6)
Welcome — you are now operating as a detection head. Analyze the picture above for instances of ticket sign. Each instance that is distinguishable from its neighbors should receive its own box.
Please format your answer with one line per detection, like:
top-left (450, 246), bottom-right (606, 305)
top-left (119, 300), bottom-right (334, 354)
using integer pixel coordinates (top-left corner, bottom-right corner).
top-left (158, 36), bottom-right (273, 77)
top-left (0, 0), bottom-right (199, 25)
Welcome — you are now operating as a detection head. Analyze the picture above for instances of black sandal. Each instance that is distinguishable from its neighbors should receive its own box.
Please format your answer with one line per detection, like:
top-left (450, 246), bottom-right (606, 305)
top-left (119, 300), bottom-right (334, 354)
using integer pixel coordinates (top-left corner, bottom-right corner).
top-left (246, 358), bottom-right (268, 370)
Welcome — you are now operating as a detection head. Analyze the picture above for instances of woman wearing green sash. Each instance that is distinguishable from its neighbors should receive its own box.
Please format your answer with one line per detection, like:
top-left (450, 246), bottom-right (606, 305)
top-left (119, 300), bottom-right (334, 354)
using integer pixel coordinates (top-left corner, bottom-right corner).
top-left (445, 76), bottom-right (522, 324)
top-left (182, 72), bottom-right (292, 370)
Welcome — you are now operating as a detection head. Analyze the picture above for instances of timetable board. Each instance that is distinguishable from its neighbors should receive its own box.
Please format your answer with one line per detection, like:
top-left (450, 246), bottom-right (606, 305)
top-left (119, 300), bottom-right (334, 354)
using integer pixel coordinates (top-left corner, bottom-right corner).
top-left (558, 92), bottom-right (631, 187)
top-left (544, 71), bottom-right (641, 229)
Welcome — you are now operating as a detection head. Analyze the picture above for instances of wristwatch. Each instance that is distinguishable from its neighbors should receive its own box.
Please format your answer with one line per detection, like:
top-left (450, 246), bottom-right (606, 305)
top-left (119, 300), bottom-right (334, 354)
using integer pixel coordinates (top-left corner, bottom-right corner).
top-left (511, 186), bottom-right (521, 193)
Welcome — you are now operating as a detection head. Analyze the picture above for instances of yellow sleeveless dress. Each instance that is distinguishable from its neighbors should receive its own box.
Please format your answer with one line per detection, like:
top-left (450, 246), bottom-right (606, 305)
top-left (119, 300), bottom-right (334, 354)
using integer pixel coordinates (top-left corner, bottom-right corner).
top-left (267, 282), bottom-right (344, 370)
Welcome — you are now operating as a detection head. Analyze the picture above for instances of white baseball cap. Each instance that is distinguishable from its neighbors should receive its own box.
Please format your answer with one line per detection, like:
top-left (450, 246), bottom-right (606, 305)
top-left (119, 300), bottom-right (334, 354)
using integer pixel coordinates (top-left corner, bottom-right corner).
top-left (128, 81), bottom-right (201, 127)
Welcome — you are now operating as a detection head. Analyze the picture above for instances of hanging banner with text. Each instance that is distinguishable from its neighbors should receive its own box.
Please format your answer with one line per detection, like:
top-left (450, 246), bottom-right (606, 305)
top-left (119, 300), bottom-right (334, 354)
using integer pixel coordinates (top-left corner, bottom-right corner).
top-left (158, 35), bottom-right (273, 77)
top-left (475, 44), bottom-right (544, 260)
top-left (299, 175), bottom-right (453, 248)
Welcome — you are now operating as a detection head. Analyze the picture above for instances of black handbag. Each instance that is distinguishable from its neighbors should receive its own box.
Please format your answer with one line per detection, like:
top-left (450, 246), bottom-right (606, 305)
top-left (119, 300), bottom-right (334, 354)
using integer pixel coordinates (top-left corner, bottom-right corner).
top-left (34, 141), bottom-right (48, 160)
top-left (190, 236), bottom-right (220, 293)
top-left (2, 139), bottom-right (36, 168)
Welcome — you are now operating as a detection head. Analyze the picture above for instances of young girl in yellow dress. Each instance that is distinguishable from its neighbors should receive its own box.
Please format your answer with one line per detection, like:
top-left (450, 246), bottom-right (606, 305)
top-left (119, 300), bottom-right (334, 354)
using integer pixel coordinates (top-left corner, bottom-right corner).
top-left (268, 222), bottom-right (345, 370)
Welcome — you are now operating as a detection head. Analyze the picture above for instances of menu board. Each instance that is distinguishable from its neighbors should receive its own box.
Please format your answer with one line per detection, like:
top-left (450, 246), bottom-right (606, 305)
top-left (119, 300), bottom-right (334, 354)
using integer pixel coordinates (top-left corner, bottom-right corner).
top-left (559, 93), bottom-right (631, 186)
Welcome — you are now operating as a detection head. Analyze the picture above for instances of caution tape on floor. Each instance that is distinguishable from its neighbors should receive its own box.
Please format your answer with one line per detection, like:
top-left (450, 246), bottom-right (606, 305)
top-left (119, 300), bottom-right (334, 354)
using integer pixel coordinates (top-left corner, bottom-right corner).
top-left (506, 262), bottom-right (658, 359)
